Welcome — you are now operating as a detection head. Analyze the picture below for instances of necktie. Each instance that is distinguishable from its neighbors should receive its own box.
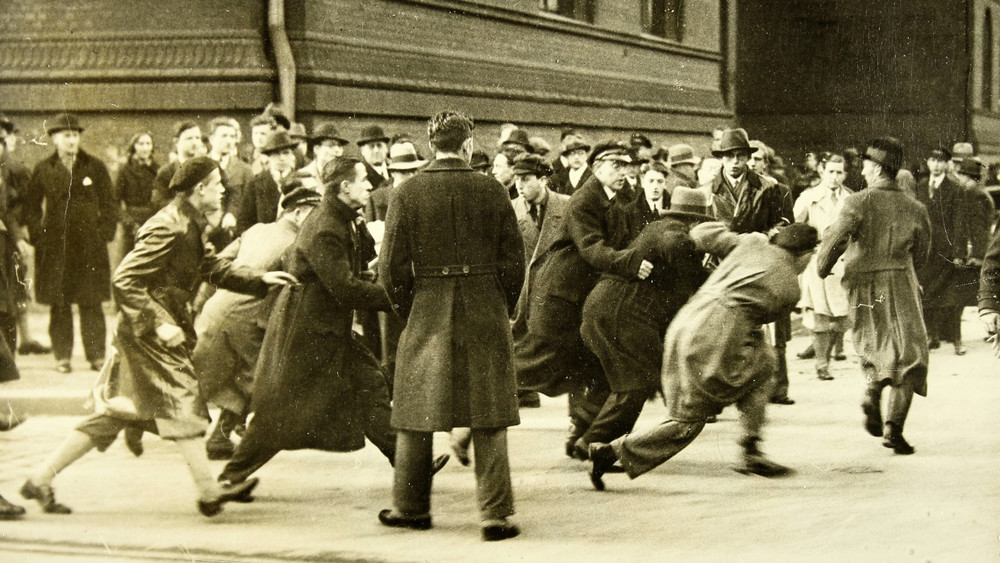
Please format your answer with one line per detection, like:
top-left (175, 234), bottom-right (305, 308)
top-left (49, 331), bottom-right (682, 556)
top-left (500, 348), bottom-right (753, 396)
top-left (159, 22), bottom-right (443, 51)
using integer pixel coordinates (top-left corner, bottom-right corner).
top-left (528, 203), bottom-right (539, 226)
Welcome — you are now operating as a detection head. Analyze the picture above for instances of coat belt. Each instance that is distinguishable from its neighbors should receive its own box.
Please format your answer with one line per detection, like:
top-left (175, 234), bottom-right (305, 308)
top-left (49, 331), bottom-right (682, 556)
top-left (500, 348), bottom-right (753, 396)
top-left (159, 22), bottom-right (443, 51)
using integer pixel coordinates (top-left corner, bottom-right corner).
top-left (412, 263), bottom-right (497, 278)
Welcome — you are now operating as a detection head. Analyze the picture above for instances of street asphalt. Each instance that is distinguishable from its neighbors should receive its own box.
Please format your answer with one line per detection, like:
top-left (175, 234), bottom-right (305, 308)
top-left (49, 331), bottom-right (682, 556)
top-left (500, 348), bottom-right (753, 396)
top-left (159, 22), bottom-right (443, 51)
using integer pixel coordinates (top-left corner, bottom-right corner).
top-left (0, 307), bottom-right (998, 562)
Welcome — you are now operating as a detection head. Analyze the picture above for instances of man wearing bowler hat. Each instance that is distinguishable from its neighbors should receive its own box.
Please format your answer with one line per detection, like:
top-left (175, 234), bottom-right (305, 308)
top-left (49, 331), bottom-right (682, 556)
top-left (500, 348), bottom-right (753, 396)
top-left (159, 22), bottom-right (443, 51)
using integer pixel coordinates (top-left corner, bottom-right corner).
top-left (708, 128), bottom-right (795, 405)
top-left (817, 137), bottom-right (931, 456)
top-left (357, 125), bottom-right (391, 197)
top-left (24, 113), bottom-right (117, 373)
top-left (234, 129), bottom-right (299, 236)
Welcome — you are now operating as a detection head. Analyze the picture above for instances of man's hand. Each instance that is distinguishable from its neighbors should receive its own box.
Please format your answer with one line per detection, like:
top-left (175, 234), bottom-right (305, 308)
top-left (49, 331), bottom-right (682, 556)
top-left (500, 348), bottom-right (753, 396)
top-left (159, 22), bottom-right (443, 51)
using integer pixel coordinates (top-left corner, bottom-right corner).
top-left (261, 271), bottom-right (298, 286)
top-left (637, 259), bottom-right (654, 280)
top-left (155, 323), bottom-right (185, 348)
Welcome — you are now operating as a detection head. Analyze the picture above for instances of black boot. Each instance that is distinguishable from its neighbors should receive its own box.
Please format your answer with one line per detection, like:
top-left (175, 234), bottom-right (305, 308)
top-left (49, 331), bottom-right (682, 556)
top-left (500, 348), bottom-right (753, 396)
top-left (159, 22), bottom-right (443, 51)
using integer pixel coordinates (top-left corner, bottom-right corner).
top-left (206, 410), bottom-right (240, 460)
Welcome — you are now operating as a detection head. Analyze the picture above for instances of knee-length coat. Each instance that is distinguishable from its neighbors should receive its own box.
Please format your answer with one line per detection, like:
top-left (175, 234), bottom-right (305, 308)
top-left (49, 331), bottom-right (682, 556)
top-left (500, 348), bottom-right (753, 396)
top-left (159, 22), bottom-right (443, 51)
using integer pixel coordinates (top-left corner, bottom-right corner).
top-left (581, 217), bottom-right (708, 392)
top-left (663, 223), bottom-right (801, 421)
top-left (25, 150), bottom-right (117, 306)
top-left (247, 195), bottom-right (393, 451)
top-left (817, 177), bottom-right (931, 395)
top-left (381, 157), bottom-right (524, 431)
top-left (96, 200), bottom-right (267, 432)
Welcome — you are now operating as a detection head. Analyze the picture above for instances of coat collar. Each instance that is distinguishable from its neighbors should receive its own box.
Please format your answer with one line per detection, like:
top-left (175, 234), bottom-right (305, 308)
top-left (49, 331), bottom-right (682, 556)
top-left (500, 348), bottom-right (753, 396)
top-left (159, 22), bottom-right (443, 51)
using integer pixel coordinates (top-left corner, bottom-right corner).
top-left (869, 177), bottom-right (899, 191)
top-left (324, 193), bottom-right (362, 223)
top-left (421, 157), bottom-right (473, 172)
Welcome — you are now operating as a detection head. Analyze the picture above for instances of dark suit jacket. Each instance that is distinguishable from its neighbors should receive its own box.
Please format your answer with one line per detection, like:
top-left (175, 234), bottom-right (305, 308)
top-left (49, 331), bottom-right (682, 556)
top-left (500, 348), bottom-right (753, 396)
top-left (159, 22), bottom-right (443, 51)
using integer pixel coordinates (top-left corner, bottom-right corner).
top-left (235, 170), bottom-right (281, 236)
top-left (710, 170), bottom-right (793, 234)
top-left (551, 166), bottom-right (593, 196)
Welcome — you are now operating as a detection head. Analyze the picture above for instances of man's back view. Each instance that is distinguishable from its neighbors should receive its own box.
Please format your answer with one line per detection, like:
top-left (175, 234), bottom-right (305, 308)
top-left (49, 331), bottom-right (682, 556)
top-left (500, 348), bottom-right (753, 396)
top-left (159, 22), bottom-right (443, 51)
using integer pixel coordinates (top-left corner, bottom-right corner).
top-left (379, 111), bottom-right (525, 541)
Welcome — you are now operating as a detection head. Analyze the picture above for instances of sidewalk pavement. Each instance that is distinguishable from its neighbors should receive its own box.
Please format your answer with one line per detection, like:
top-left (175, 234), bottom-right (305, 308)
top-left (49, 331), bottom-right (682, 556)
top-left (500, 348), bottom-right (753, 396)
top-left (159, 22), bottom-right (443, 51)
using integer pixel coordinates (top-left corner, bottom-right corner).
top-left (0, 309), bottom-right (998, 562)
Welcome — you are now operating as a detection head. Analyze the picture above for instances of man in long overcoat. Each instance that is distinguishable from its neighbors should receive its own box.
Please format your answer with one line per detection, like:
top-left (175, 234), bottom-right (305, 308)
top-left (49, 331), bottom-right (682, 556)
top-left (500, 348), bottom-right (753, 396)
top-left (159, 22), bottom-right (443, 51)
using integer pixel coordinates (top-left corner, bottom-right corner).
top-left (22, 157), bottom-right (288, 517)
top-left (817, 137), bottom-right (931, 455)
top-left (217, 158), bottom-right (420, 487)
top-left (588, 222), bottom-right (817, 490)
top-left (24, 113), bottom-right (117, 373)
top-left (917, 147), bottom-right (975, 354)
top-left (378, 111), bottom-right (524, 541)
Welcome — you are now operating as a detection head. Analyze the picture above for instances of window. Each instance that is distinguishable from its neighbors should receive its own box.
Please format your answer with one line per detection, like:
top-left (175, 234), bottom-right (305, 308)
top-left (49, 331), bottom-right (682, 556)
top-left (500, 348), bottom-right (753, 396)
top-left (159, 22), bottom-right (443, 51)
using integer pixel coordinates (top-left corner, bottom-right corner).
top-left (539, 0), bottom-right (594, 23)
top-left (983, 8), bottom-right (994, 110)
top-left (642, 0), bottom-right (684, 41)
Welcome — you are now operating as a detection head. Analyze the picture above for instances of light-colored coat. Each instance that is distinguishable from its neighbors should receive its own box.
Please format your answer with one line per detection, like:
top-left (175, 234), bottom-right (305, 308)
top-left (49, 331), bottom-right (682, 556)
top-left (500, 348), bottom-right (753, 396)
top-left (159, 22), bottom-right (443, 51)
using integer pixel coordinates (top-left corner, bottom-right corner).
top-left (794, 184), bottom-right (850, 318)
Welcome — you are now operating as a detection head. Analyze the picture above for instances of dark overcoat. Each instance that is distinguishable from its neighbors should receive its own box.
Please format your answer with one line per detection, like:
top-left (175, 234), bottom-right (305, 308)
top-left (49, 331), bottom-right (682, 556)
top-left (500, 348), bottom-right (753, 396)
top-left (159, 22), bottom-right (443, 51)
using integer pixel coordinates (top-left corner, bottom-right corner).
top-left (26, 150), bottom-right (116, 306)
top-left (100, 200), bottom-right (265, 428)
top-left (511, 190), bottom-right (604, 395)
top-left (917, 176), bottom-right (977, 307)
top-left (709, 169), bottom-right (793, 234)
top-left (248, 195), bottom-right (393, 451)
top-left (381, 157), bottom-right (524, 431)
top-left (234, 170), bottom-right (281, 236)
top-left (581, 218), bottom-right (708, 392)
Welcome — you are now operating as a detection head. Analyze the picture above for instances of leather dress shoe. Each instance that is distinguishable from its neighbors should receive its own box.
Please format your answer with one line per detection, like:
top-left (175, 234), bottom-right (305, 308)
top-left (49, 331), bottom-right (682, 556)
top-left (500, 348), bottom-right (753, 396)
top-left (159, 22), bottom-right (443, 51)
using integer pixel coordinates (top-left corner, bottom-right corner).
top-left (55, 361), bottom-right (71, 374)
top-left (882, 424), bottom-right (915, 455)
top-left (770, 396), bottom-right (795, 405)
top-left (124, 427), bottom-right (144, 457)
top-left (796, 347), bottom-right (816, 360)
top-left (482, 522), bottom-right (520, 541)
top-left (0, 494), bottom-right (26, 520)
top-left (17, 340), bottom-right (51, 355)
top-left (736, 438), bottom-right (792, 478)
top-left (817, 371), bottom-right (834, 381)
top-left (431, 454), bottom-right (450, 475)
top-left (928, 338), bottom-right (940, 350)
top-left (20, 479), bottom-right (72, 514)
top-left (89, 358), bottom-right (105, 371)
top-left (954, 342), bottom-right (967, 356)
top-left (198, 477), bottom-right (259, 517)
top-left (588, 442), bottom-right (624, 492)
top-left (833, 352), bottom-right (848, 361)
top-left (378, 509), bottom-right (431, 530)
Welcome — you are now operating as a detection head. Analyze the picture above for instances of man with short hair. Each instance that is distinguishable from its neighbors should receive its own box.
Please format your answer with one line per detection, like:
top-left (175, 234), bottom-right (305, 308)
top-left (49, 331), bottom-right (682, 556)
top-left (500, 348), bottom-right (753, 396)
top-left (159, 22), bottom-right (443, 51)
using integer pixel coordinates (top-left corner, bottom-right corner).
top-left (207, 117), bottom-right (253, 243)
top-left (550, 139), bottom-right (592, 195)
top-left (235, 130), bottom-right (299, 236)
top-left (24, 114), bottom-right (117, 374)
top-left (379, 111), bottom-right (523, 541)
top-left (22, 156), bottom-right (294, 517)
top-left (817, 137), bottom-right (931, 455)
top-left (152, 121), bottom-right (203, 209)
top-left (248, 114), bottom-right (277, 175)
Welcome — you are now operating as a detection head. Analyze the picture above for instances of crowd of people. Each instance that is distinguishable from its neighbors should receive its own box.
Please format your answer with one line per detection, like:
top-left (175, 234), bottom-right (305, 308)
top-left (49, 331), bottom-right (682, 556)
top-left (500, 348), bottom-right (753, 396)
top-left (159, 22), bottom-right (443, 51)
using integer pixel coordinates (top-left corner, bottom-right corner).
top-left (1, 105), bottom-right (999, 543)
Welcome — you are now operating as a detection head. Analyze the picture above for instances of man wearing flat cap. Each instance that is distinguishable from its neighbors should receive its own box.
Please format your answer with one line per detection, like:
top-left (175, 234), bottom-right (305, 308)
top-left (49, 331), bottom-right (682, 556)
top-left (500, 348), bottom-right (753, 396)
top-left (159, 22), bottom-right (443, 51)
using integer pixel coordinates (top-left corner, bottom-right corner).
top-left (22, 156), bottom-right (296, 517)
top-left (23, 113), bottom-right (117, 373)
top-left (817, 137), bottom-right (931, 456)
top-left (234, 129), bottom-right (299, 236)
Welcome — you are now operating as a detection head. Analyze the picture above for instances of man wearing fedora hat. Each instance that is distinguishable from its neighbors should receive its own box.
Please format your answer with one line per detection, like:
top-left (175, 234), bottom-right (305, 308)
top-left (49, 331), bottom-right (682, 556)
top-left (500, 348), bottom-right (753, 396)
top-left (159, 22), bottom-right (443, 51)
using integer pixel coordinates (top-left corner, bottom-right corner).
top-left (588, 221), bottom-right (817, 489)
top-left (299, 121), bottom-right (349, 193)
top-left (357, 124), bottom-right (391, 197)
top-left (24, 113), bottom-right (117, 373)
top-left (234, 129), bottom-right (299, 236)
top-left (367, 140), bottom-right (427, 223)
top-left (664, 143), bottom-right (700, 201)
top-left (709, 128), bottom-right (795, 405)
top-left (817, 137), bottom-right (931, 456)
top-left (579, 187), bottom-right (712, 465)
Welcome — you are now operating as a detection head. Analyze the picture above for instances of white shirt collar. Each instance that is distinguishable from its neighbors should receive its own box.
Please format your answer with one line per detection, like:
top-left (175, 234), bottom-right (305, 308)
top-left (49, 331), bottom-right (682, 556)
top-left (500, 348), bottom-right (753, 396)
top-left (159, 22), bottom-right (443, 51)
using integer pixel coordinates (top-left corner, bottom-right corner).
top-left (603, 184), bottom-right (617, 201)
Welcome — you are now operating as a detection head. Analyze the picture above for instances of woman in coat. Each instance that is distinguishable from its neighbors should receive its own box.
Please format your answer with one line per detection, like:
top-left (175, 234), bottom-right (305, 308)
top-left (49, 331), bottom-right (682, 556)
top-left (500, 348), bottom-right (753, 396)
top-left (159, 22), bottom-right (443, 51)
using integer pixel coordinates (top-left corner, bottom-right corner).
top-left (579, 186), bottom-right (711, 451)
top-left (21, 157), bottom-right (292, 517)
top-left (817, 138), bottom-right (931, 455)
top-left (588, 221), bottom-right (817, 490)
top-left (115, 132), bottom-right (159, 255)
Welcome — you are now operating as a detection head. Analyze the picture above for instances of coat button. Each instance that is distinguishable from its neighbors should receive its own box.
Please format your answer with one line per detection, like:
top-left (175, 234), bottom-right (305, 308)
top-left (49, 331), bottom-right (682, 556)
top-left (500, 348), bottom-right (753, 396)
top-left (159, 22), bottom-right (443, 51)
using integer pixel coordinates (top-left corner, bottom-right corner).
top-left (462, 265), bottom-right (470, 274)
top-left (441, 267), bottom-right (449, 275)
